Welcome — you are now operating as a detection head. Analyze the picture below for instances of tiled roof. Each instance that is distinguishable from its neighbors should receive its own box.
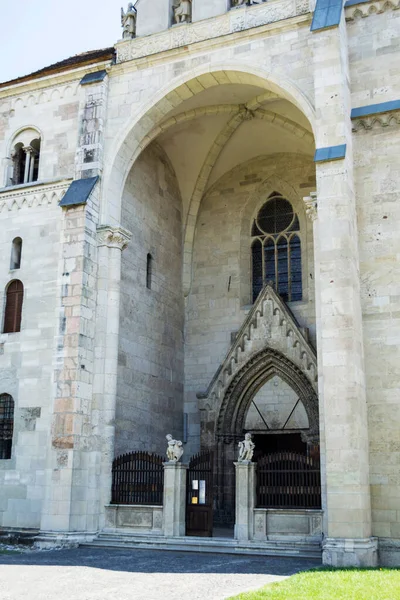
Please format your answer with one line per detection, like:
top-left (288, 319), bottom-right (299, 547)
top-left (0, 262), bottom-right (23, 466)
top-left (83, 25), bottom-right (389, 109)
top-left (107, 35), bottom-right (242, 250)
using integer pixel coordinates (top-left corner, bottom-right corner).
top-left (0, 48), bottom-right (115, 88)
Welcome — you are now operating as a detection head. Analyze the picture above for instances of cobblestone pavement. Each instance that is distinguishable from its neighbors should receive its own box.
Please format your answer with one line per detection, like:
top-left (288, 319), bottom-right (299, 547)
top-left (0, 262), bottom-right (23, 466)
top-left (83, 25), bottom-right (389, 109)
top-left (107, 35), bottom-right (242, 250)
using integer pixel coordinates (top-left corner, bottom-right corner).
top-left (0, 547), bottom-right (320, 600)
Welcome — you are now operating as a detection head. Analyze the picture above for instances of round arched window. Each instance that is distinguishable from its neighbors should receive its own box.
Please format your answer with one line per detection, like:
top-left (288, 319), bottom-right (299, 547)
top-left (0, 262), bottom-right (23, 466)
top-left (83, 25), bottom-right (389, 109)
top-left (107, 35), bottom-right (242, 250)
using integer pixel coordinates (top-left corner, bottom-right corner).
top-left (251, 192), bottom-right (302, 303)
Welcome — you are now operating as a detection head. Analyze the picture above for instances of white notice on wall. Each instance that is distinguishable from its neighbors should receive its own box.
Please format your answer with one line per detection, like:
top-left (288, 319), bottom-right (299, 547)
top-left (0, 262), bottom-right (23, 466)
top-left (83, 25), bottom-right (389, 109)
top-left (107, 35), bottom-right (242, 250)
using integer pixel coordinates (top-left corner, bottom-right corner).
top-left (199, 480), bottom-right (206, 505)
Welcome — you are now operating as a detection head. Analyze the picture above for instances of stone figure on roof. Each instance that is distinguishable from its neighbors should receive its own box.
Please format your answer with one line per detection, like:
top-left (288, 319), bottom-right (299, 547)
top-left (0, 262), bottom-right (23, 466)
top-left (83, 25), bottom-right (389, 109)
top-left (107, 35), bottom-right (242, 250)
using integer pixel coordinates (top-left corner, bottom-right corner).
top-left (121, 3), bottom-right (137, 39)
top-left (166, 434), bottom-right (184, 462)
top-left (174, 0), bottom-right (192, 23)
top-left (238, 433), bottom-right (255, 462)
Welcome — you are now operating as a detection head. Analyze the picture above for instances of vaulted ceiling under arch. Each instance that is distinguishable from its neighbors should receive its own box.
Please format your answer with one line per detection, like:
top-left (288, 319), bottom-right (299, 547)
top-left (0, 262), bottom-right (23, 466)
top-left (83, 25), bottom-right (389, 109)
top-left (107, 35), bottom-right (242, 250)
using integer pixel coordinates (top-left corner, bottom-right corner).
top-left (149, 82), bottom-right (315, 224)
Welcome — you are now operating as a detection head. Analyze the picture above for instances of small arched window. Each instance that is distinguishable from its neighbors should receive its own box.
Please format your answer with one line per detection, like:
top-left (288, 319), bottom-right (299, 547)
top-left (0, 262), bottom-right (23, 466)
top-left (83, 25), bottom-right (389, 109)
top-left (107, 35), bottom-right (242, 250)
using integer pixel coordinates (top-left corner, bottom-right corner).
top-left (251, 192), bottom-right (302, 303)
top-left (3, 280), bottom-right (24, 333)
top-left (146, 253), bottom-right (153, 289)
top-left (0, 394), bottom-right (14, 460)
top-left (9, 134), bottom-right (41, 186)
top-left (10, 238), bottom-right (22, 270)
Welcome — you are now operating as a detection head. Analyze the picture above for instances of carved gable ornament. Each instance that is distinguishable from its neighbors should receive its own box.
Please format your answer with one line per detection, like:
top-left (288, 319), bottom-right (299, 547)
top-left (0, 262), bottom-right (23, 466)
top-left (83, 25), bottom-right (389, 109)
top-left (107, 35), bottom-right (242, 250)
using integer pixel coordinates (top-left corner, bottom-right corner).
top-left (198, 284), bottom-right (318, 414)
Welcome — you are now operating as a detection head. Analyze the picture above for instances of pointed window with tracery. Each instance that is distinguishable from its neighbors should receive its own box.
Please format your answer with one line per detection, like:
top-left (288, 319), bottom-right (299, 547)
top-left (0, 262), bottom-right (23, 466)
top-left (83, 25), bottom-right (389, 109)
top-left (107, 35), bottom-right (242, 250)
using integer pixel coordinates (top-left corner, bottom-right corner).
top-left (251, 192), bottom-right (302, 303)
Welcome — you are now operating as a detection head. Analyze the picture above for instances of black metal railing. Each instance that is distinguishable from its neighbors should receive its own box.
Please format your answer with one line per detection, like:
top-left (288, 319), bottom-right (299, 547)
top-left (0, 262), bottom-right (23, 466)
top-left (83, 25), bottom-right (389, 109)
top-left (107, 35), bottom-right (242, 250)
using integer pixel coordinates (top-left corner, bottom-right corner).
top-left (111, 451), bottom-right (164, 505)
top-left (257, 451), bottom-right (321, 509)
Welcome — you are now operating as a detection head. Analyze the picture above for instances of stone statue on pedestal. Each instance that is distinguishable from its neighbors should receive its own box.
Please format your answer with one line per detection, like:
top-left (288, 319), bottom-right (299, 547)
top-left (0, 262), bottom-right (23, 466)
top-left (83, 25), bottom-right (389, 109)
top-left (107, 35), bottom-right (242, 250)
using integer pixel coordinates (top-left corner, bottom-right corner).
top-left (121, 3), bottom-right (137, 39)
top-left (238, 433), bottom-right (255, 462)
top-left (174, 0), bottom-right (192, 23)
top-left (166, 434), bottom-right (184, 462)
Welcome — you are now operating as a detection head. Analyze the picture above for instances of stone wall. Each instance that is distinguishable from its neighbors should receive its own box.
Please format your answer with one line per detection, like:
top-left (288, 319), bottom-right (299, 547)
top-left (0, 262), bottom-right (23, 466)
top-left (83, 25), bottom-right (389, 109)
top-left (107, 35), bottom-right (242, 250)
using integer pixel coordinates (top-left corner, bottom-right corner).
top-left (116, 144), bottom-right (184, 457)
top-left (0, 81), bottom-right (81, 186)
top-left (184, 153), bottom-right (316, 454)
top-left (0, 181), bottom-right (68, 529)
top-left (354, 122), bottom-right (400, 557)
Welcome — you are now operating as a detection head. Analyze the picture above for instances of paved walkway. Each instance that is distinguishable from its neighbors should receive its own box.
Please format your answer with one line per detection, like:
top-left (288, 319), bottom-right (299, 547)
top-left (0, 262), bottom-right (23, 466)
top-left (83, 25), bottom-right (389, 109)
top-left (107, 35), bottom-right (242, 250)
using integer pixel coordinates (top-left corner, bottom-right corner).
top-left (0, 547), bottom-right (320, 600)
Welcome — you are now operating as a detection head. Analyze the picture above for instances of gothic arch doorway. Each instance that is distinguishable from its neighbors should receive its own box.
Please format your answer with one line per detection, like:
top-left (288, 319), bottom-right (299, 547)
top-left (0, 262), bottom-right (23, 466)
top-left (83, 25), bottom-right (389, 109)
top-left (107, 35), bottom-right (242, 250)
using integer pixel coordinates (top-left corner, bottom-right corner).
top-left (214, 348), bottom-right (319, 527)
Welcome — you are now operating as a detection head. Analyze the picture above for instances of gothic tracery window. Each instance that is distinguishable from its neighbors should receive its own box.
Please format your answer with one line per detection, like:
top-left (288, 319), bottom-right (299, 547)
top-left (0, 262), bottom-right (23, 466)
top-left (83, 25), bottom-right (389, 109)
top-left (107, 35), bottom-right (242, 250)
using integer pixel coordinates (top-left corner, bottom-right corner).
top-left (0, 394), bottom-right (14, 460)
top-left (251, 192), bottom-right (302, 303)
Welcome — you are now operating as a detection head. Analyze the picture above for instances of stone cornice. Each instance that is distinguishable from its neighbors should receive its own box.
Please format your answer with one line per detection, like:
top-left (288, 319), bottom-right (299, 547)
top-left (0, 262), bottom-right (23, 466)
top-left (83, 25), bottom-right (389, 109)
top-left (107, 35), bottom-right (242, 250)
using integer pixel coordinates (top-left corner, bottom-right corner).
top-left (345, 0), bottom-right (400, 20)
top-left (351, 100), bottom-right (400, 132)
top-left (352, 110), bottom-right (400, 132)
top-left (0, 178), bottom-right (71, 213)
top-left (116, 0), bottom-right (311, 64)
top-left (97, 225), bottom-right (132, 250)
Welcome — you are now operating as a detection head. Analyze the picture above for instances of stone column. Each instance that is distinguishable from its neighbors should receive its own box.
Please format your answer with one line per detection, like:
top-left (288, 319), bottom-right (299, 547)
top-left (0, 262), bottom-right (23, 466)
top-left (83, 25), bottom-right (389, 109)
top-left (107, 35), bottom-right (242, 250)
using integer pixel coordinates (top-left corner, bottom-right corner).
top-left (22, 146), bottom-right (32, 183)
top-left (311, 18), bottom-right (376, 567)
top-left (234, 461), bottom-right (256, 542)
top-left (96, 226), bottom-right (131, 525)
top-left (163, 462), bottom-right (188, 537)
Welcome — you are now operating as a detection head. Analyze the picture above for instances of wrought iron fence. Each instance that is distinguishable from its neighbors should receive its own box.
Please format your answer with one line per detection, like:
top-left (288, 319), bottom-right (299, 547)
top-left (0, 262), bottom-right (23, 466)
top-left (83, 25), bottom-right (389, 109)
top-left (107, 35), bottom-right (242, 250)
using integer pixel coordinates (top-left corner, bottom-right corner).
top-left (111, 451), bottom-right (164, 505)
top-left (257, 451), bottom-right (321, 509)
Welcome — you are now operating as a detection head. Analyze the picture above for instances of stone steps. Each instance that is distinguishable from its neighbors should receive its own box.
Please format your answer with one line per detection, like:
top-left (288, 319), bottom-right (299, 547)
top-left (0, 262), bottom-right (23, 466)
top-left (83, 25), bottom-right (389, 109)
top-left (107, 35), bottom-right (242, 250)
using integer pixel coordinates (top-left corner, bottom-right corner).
top-left (82, 532), bottom-right (322, 558)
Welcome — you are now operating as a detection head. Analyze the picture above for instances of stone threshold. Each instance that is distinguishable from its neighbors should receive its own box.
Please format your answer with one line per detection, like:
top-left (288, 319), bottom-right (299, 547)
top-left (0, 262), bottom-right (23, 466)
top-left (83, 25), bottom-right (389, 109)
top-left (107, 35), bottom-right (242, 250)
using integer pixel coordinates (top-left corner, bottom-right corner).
top-left (83, 532), bottom-right (322, 558)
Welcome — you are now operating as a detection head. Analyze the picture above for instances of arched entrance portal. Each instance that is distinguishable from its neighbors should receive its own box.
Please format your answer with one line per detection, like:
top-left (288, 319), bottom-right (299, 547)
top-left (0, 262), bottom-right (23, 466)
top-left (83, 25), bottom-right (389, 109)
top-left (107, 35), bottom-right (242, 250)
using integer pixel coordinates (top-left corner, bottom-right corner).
top-left (215, 348), bottom-right (319, 527)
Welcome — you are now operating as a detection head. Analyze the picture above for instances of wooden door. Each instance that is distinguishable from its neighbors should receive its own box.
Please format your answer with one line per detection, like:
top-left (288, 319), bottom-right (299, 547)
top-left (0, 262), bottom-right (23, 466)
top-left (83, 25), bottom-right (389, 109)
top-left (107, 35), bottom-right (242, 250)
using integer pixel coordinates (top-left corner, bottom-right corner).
top-left (186, 451), bottom-right (213, 537)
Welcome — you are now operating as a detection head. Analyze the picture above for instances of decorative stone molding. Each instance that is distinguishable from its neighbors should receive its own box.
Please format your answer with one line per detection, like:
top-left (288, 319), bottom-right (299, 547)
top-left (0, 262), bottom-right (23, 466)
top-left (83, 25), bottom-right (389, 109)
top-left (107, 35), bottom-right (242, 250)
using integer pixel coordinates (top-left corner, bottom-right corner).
top-left (199, 284), bottom-right (318, 439)
top-left (116, 0), bottom-right (311, 63)
top-left (97, 225), bottom-right (132, 250)
top-left (345, 0), bottom-right (400, 21)
top-left (303, 191), bottom-right (317, 221)
top-left (0, 179), bottom-right (71, 213)
top-left (352, 111), bottom-right (400, 132)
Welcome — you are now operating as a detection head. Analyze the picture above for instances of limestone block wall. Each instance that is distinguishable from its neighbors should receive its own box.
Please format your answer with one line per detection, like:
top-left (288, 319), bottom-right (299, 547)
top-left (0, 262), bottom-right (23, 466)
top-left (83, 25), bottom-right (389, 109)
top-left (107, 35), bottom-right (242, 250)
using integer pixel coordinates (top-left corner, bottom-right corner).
top-left (354, 123), bottom-right (400, 558)
top-left (0, 80), bottom-right (82, 186)
top-left (184, 153), bottom-right (316, 454)
top-left (0, 181), bottom-right (68, 529)
top-left (347, 9), bottom-right (400, 108)
top-left (117, 144), bottom-right (184, 457)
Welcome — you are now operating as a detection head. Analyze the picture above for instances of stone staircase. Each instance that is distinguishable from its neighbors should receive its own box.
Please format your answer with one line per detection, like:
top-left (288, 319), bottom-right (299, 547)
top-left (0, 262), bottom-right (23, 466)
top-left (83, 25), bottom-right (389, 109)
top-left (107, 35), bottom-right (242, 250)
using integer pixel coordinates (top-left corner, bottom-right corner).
top-left (82, 531), bottom-right (322, 559)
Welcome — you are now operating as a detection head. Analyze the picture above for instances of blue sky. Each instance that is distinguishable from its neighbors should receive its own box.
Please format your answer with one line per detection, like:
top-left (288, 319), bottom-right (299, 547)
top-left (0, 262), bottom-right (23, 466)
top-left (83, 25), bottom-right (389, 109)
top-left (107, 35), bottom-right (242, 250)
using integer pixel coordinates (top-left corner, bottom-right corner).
top-left (0, 0), bottom-right (124, 83)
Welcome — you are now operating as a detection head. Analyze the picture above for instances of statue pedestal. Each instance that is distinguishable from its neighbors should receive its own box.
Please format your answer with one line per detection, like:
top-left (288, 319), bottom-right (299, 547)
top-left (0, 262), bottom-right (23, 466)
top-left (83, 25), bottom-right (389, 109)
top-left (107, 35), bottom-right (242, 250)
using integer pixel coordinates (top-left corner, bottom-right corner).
top-left (234, 461), bottom-right (256, 541)
top-left (163, 462), bottom-right (188, 537)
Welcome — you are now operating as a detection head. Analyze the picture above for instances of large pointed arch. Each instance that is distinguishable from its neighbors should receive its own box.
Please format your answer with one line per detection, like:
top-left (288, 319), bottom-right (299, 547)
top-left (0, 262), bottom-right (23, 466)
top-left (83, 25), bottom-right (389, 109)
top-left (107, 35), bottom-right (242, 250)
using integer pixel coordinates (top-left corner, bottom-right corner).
top-left (217, 347), bottom-right (319, 444)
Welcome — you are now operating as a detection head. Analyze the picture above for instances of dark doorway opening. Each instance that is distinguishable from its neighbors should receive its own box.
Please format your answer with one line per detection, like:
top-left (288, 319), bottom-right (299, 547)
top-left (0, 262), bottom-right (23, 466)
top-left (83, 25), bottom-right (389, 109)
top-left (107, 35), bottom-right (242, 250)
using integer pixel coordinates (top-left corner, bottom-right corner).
top-left (252, 432), bottom-right (307, 459)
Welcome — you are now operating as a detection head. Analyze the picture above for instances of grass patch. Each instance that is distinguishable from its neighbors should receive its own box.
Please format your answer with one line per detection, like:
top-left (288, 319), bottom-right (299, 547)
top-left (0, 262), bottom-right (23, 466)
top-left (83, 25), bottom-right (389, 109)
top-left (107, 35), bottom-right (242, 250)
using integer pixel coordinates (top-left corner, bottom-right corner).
top-left (228, 568), bottom-right (400, 600)
top-left (0, 550), bottom-right (20, 555)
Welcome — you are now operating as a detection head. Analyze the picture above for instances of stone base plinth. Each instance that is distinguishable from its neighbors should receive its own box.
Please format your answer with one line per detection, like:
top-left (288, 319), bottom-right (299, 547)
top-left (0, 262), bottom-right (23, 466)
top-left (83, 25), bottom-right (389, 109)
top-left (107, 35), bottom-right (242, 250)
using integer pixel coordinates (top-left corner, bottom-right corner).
top-left (234, 461), bottom-right (256, 542)
top-left (34, 531), bottom-right (98, 550)
top-left (163, 462), bottom-right (188, 537)
top-left (323, 537), bottom-right (378, 567)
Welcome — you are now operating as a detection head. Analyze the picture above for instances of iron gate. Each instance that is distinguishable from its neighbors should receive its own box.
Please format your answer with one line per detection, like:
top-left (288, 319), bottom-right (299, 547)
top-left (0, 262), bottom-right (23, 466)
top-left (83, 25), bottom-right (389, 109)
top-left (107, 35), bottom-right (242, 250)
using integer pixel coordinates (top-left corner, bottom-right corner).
top-left (186, 451), bottom-right (214, 537)
top-left (111, 451), bottom-right (164, 505)
top-left (257, 451), bottom-right (321, 509)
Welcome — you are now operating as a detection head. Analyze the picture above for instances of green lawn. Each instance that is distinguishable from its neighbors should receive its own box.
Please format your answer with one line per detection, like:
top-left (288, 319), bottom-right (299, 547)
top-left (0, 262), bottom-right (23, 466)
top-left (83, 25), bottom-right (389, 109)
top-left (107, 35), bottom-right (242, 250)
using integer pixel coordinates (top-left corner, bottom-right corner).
top-left (228, 568), bottom-right (400, 600)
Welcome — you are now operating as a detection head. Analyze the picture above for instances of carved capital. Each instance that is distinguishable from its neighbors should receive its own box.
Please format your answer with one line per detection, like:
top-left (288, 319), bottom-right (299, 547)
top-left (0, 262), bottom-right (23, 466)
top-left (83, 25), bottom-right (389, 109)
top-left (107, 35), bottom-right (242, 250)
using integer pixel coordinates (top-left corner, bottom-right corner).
top-left (97, 225), bottom-right (132, 250)
top-left (303, 192), bottom-right (318, 221)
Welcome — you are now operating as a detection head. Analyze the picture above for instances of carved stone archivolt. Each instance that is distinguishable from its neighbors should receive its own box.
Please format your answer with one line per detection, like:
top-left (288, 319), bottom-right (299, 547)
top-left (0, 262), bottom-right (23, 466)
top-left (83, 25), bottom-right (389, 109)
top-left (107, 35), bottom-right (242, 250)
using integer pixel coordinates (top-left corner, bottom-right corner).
top-left (216, 347), bottom-right (319, 443)
top-left (97, 225), bottom-right (132, 250)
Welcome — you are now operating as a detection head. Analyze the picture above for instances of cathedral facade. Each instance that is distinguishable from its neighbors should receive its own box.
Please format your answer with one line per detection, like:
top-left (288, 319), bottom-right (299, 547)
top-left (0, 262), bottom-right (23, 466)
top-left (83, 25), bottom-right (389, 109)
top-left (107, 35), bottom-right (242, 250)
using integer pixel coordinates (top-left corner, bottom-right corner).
top-left (0, 0), bottom-right (400, 567)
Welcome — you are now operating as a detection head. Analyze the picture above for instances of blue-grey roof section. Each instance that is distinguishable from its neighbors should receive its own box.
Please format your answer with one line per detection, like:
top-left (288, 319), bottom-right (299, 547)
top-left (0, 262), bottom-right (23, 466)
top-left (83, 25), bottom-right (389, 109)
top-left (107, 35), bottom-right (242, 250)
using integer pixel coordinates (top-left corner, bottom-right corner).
top-left (80, 70), bottom-right (107, 85)
top-left (351, 99), bottom-right (400, 119)
top-left (314, 144), bottom-right (347, 163)
top-left (59, 176), bottom-right (99, 207)
top-left (311, 0), bottom-right (343, 31)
